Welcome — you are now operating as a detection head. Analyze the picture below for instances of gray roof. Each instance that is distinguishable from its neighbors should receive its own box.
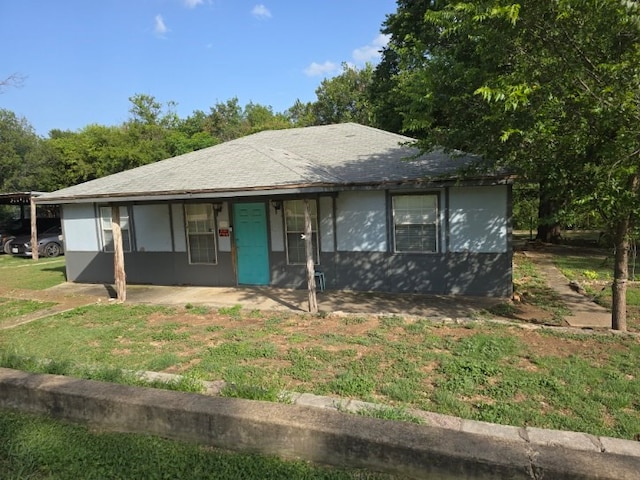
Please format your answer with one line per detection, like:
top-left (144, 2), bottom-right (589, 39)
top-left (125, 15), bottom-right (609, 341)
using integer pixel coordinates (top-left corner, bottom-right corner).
top-left (37, 123), bottom-right (494, 203)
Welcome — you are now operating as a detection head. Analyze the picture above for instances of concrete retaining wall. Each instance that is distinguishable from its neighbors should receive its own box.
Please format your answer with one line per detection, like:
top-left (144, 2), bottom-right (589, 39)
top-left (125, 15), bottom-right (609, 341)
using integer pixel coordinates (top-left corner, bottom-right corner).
top-left (1, 368), bottom-right (639, 479)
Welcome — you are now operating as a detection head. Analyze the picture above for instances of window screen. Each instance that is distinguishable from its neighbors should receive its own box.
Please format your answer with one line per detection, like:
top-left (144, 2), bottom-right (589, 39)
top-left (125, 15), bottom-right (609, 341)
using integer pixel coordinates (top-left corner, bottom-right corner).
top-left (392, 195), bottom-right (438, 253)
top-left (284, 199), bottom-right (319, 264)
top-left (100, 206), bottom-right (132, 253)
top-left (185, 204), bottom-right (217, 264)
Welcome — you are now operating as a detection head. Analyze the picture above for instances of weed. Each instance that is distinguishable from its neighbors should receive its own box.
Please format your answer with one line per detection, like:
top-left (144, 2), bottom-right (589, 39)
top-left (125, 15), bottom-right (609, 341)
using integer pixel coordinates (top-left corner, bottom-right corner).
top-left (583, 270), bottom-right (599, 280)
top-left (184, 304), bottom-right (210, 315)
top-left (342, 316), bottom-right (368, 326)
top-left (146, 352), bottom-right (180, 371)
top-left (356, 405), bottom-right (424, 424)
top-left (218, 304), bottom-right (243, 318)
top-left (379, 315), bottom-right (405, 329)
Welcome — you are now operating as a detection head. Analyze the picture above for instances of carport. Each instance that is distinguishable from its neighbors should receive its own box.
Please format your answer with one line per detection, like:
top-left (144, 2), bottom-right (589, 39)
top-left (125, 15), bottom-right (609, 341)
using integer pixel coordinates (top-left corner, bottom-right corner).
top-left (0, 191), bottom-right (58, 259)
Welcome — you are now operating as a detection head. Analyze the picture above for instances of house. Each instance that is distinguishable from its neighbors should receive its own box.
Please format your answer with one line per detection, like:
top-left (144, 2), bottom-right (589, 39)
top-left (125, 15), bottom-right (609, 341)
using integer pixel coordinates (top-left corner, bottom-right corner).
top-left (35, 123), bottom-right (513, 297)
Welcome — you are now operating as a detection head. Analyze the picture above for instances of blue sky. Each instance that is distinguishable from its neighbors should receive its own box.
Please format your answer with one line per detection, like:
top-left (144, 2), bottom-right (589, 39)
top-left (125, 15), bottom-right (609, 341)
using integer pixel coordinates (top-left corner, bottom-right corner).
top-left (0, 1), bottom-right (397, 136)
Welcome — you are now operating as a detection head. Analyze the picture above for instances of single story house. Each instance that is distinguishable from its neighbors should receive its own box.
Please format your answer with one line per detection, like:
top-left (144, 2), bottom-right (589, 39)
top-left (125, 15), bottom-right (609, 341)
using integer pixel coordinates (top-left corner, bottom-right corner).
top-left (35, 123), bottom-right (513, 296)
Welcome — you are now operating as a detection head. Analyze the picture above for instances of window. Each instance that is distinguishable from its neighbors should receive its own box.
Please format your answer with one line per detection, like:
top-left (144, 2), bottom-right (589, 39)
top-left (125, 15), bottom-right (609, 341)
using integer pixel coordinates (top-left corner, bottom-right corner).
top-left (100, 206), bottom-right (132, 252)
top-left (392, 194), bottom-right (438, 253)
top-left (284, 199), bottom-right (319, 264)
top-left (185, 204), bottom-right (217, 264)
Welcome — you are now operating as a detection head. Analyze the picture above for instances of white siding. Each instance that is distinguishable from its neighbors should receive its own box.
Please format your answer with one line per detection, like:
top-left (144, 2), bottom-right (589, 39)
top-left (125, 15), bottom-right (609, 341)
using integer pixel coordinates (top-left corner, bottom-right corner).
top-left (449, 185), bottom-right (508, 253)
top-left (217, 202), bottom-right (231, 252)
top-left (62, 204), bottom-right (100, 251)
top-left (336, 191), bottom-right (387, 252)
top-left (132, 204), bottom-right (172, 252)
top-left (171, 203), bottom-right (187, 252)
top-left (319, 196), bottom-right (334, 252)
top-left (269, 203), bottom-right (285, 252)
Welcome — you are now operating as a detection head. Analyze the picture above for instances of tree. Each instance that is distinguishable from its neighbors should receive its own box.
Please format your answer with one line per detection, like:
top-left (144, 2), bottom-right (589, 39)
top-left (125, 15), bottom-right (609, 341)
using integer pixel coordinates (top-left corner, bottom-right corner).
top-left (311, 63), bottom-right (374, 125)
top-left (375, 0), bottom-right (640, 330)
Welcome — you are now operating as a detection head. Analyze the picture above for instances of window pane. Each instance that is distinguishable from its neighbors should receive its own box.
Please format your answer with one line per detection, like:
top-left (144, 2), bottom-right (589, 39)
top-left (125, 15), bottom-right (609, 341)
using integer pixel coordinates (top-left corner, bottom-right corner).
top-left (185, 204), bottom-right (217, 264)
top-left (287, 233), bottom-right (318, 264)
top-left (188, 234), bottom-right (216, 263)
top-left (100, 206), bottom-right (132, 252)
top-left (395, 224), bottom-right (437, 252)
top-left (185, 204), bottom-right (214, 233)
top-left (393, 195), bottom-right (438, 253)
top-left (284, 199), bottom-right (318, 264)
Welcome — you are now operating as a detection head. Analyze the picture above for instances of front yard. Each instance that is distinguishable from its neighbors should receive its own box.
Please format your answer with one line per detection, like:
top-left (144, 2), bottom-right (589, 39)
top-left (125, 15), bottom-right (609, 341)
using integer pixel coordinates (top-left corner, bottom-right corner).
top-left (0, 249), bottom-right (639, 442)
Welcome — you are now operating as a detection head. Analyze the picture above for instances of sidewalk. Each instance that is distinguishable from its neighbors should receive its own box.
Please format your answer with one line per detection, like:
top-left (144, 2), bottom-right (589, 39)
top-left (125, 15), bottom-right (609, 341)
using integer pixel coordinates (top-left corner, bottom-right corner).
top-left (522, 250), bottom-right (611, 328)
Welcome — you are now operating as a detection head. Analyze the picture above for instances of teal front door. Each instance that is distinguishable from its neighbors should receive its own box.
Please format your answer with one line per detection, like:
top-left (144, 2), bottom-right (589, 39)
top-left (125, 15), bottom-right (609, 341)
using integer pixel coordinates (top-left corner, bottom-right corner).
top-left (233, 202), bottom-right (270, 285)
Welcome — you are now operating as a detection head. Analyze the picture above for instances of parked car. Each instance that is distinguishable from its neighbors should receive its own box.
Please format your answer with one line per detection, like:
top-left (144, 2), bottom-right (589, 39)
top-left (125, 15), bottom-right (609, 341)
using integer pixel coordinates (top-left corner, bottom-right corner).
top-left (0, 217), bottom-right (61, 254)
top-left (10, 225), bottom-right (64, 257)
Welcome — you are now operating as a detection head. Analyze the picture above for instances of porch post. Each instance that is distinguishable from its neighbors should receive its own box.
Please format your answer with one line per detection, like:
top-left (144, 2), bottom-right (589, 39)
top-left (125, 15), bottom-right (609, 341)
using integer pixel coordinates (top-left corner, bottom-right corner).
top-left (304, 198), bottom-right (318, 313)
top-left (111, 205), bottom-right (127, 302)
top-left (30, 196), bottom-right (38, 261)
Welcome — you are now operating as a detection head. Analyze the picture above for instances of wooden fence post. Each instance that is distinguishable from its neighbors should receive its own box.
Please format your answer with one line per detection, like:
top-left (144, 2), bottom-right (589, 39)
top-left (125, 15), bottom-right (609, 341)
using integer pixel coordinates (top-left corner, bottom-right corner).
top-left (304, 199), bottom-right (318, 313)
top-left (111, 206), bottom-right (126, 303)
top-left (30, 196), bottom-right (38, 261)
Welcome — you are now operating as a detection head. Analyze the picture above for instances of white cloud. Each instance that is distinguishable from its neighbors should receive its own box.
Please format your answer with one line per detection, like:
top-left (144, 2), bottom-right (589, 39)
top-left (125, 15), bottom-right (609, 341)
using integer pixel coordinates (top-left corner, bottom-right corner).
top-left (154, 14), bottom-right (168, 36)
top-left (304, 61), bottom-right (339, 77)
top-left (251, 4), bottom-right (272, 19)
top-left (184, 0), bottom-right (203, 7)
top-left (352, 34), bottom-right (390, 63)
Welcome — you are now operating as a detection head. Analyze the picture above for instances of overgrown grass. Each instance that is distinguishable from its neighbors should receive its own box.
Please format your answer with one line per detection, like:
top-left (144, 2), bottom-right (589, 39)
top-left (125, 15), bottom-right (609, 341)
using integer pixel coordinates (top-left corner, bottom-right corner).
top-left (0, 409), bottom-right (394, 479)
top-left (1, 304), bottom-right (639, 440)
top-left (0, 255), bottom-right (66, 290)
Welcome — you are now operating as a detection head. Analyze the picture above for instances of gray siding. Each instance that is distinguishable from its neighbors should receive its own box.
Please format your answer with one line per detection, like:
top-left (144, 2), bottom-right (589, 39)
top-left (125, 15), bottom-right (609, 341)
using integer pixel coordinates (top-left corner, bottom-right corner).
top-left (61, 184), bottom-right (512, 297)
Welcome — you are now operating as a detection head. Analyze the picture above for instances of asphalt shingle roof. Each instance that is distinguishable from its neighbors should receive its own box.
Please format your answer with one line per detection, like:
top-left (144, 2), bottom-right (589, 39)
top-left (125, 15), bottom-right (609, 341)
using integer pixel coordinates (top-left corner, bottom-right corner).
top-left (37, 123), bottom-right (485, 203)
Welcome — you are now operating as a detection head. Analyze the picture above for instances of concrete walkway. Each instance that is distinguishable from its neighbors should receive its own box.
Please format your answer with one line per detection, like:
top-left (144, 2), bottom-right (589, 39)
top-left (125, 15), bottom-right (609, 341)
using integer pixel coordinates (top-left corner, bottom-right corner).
top-left (43, 282), bottom-right (502, 318)
top-left (523, 250), bottom-right (612, 328)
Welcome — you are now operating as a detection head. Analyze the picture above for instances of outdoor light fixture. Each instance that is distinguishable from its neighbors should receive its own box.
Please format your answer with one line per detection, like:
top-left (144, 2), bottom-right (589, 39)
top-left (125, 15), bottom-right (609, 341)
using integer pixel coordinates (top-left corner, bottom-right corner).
top-left (271, 200), bottom-right (282, 213)
top-left (213, 203), bottom-right (223, 214)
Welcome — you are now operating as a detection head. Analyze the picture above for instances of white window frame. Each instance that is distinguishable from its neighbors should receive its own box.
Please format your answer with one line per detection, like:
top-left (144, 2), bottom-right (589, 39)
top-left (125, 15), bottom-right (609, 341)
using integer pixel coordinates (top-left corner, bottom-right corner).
top-left (99, 206), bottom-right (132, 253)
top-left (284, 199), bottom-right (319, 265)
top-left (184, 203), bottom-right (218, 265)
top-left (392, 194), bottom-right (439, 253)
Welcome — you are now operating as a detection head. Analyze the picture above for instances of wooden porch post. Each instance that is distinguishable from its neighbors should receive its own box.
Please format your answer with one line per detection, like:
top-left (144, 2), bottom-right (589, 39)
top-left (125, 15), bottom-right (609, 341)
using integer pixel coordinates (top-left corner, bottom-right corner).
top-left (30, 196), bottom-right (38, 261)
top-left (111, 205), bottom-right (127, 302)
top-left (304, 198), bottom-right (318, 313)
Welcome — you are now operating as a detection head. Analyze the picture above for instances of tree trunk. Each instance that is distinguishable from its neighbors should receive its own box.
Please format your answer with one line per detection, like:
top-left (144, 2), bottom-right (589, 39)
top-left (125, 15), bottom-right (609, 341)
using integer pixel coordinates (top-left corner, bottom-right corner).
top-left (30, 197), bottom-right (38, 261)
top-left (536, 181), bottom-right (563, 243)
top-left (611, 173), bottom-right (639, 331)
top-left (111, 206), bottom-right (127, 303)
top-left (304, 199), bottom-right (318, 314)
top-left (611, 217), bottom-right (630, 331)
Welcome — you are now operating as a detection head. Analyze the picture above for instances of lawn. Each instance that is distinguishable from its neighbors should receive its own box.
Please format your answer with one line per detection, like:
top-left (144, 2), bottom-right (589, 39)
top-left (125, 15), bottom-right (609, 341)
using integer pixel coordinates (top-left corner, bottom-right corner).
top-left (0, 255), bottom-right (66, 290)
top-left (2, 302), bottom-right (639, 440)
top-left (0, 409), bottom-right (393, 480)
top-left (1, 251), bottom-right (639, 443)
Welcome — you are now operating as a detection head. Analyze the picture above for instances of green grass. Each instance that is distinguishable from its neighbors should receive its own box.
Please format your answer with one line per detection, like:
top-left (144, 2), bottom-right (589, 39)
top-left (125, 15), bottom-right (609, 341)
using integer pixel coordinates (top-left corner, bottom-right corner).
top-left (0, 298), bottom-right (55, 327)
top-left (2, 304), bottom-right (639, 440)
top-left (0, 409), bottom-right (394, 480)
top-left (0, 255), bottom-right (66, 290)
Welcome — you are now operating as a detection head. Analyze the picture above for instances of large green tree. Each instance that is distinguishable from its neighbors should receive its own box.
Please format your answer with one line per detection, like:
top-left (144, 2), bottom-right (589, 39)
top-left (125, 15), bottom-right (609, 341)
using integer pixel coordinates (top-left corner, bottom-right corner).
top-left (375, 0), bottom-right (640, 330)
top-left (288, 63), bottom-right (375, 127)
